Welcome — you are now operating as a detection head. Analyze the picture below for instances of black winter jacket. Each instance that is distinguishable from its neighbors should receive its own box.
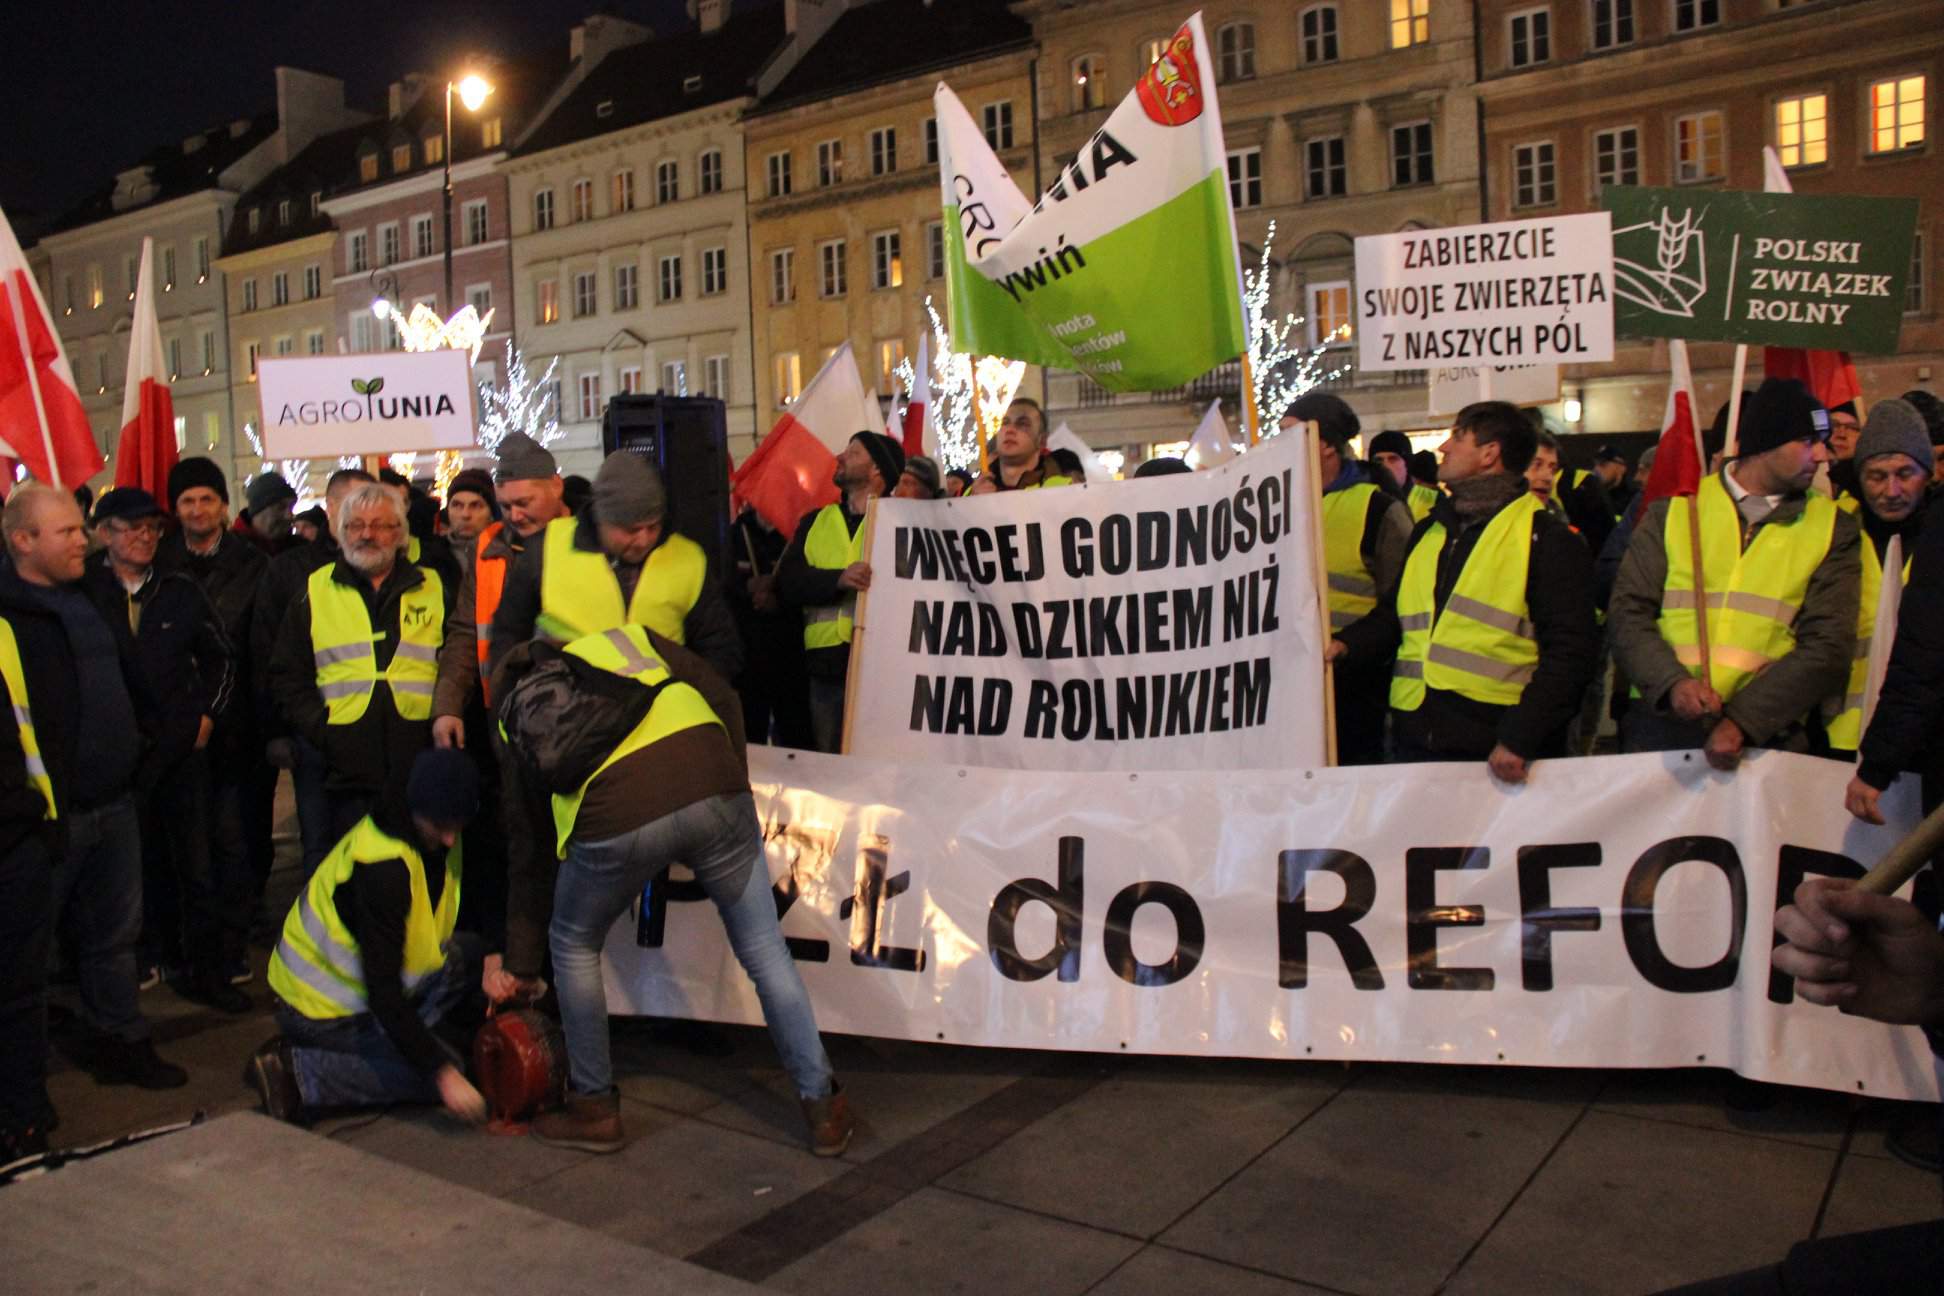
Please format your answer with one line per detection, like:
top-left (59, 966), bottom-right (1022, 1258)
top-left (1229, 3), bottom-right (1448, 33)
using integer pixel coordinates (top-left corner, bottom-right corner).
top-left (1858, 501), bottom-right (1944, 800)
top-left (83, 552), bottom-right (234, 767)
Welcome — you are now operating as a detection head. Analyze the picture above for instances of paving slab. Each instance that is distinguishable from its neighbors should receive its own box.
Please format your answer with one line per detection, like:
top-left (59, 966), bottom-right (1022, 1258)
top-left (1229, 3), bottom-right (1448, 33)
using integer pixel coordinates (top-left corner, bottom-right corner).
top-left (1592, 1069), bottom-right (1852, 1150)
top-left (941, 1057), bottom-right (1347, 1237)
top-left (1844, 1097), bottom-right (1939, 1161)
top-left (506, 1113), bottom-right (849, 1255)
top-left (768, 1186), bottom-right (1141, 1296)
top-left (335, 1103), bottom-right (597, 1197)
top-left (1443, 1111), bottom-right (1833, 1295)
top-left (1159, 1067), bottom-right (1583, 1294)
top-left (45, 1010), bottom-right (270, 1149)
top-left (1815, 1149), bottom-right (1944, 1237)
top-left (0, 1111), bottom-right (762, 1294)
top-left (1086, 1244), bottom-right (1346, 1296)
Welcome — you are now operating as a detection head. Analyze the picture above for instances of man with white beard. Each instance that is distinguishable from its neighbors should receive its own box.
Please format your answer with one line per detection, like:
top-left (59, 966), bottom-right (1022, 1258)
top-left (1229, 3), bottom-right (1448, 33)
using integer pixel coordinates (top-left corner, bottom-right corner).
top-left (269, 483), bottom-right (455, 844)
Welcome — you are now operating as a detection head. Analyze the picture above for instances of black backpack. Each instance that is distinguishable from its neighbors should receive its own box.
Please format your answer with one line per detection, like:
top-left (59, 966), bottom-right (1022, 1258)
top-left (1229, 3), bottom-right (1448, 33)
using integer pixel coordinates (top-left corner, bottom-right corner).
top-left (497, 642), bottom-right (667, 795)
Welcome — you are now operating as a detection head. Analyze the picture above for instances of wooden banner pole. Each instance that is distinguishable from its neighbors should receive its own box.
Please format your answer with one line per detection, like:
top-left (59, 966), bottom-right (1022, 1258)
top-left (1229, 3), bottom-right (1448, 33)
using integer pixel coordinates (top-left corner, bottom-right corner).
top-left (1306, 421), bottom-right (1338, 766)
top-left (837, 497), bottom-right (878, 756)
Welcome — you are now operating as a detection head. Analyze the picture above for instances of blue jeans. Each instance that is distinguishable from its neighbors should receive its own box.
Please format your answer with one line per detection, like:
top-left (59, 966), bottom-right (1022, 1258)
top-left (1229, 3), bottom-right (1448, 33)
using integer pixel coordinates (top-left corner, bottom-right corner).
top-left (550, 792), bottom-right (834, 1100)
top-left (292, 737), bottom-right (333, 878)
top-left (274, 934), bottom-right (479, 1110)
top-left (50, 797), bottom-right (147, 1043)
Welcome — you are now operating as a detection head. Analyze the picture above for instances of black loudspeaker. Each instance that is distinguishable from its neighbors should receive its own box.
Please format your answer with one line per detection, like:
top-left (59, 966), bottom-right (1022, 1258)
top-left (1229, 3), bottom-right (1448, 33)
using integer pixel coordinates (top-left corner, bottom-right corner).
top-left (601, 394), bottom-right (732, 588)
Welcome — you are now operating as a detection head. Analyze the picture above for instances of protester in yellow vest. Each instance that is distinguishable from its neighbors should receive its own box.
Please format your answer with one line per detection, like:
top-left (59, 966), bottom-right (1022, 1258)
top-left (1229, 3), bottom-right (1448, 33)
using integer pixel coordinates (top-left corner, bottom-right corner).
top-left (1367, 430), bottom-right (1439, 524)
top-left (1331, 402), bottom-right (1598, 782)
top-left (484, 450), bottom-right (742, 694)
top-left (491, 624), bottom-right (853, 1157)
top-left (1284, 396), bottom-right (1411, 766)
top-left (252, 748), bottom-right (487, 1125)
top-left (1611, 378), bottom-right (1859, 771)
top-left (778, 430), bottom-right (904, 752)
top-left (269, 483), bottom-right (454, 845)
top-left (1820, 400), bottom-right (1931, 756)
top-left (970, 397), bottom-right (1074, 493)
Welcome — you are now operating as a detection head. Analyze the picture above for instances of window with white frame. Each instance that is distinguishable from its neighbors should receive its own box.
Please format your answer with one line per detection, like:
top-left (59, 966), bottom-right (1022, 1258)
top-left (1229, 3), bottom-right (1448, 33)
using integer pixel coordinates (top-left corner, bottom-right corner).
top-left (705, 354), bottom-right (728, 399)
top-left (877, 339), bottom-right (905, 396)
top-left (468, 284), bottom-right (491, 317)
top-left (1217, 23), bottom-right (1255, 82)
top-left (1071, 55), bottom-right (1106, 111)
top-left (699, 149), bottom-right (723, 194)
top-left (1674, 0), bottom-right (1719, 32)
top-left (275, 335), bottom-right (294, 357)
top-left (536, 280), bottom-right (559, 325)
top-left (413, 214), bottom-right (434, 258)
top-left (1675, 110), bottom-right (1725, 182)
top-left (656, 159), bottom-right (679, 203)
top-left (871, 126), bottom-right (897, 175)
top-left (1392, 121), bottom-right (1434, 186)
top-left (1513, 140), bottom-right (1557, 207)
top-left (1870, 75), bottom-right (1926, 153)
top-left (926, 221), bottom-right (945, 279)
top-left (578, 372), bottom-right (602, 421)
top-left (615, 263), bottom-right (639, 310)
top-left (1227, 148), bottom-right (1262, 208)
top-left (571, 179), bottom-right (593, 222)
top-left (1591, 0), bottom-right (1633, 49)
top-left (1301, 6), bottom-right (1339, 63)
top-left (348, 231), bottom-right (369, 273)
top-left (820, 240), bottom-right (847, 297)
top-left (618, 365), bottom-right (642, 395)
top-left (242, 279), bottom-right (258, 312)
top-left (1308, 280), bottom-right (1353, 347)
top-left (1307, 137), bottom-right (1347, 198)
top-left (306, 329), bottom-right (325, 355)
top-left (1592, 125), bottom-right (1640, 196)
top-left (611, 169), bottom-right (635, 213)
top-left (464, 200), bottom-right (487, 245)
top-left (659, 254), bottom-right (683, 302)
top-left (817, 139), bottom-right (842, 187)
top-left (1391, 0), bottom-right (1429, 49)
top-left (983, 101), bottom-right (1014, 150)
top-left (1776, 93), bottom-right (1829, 169)
top-left (662, 360), bottom-right (687, 394)
top-left (767, 151), bottom-right (792, 197)
top-left (872, 231), bottom-right (902, 289)
top-left (534, 188), bottom-right (555, 230)
top-left (379, 222), bottom-right (400, 265)
top-left (1509, 8), bottom-right (1549, 68)
top-left (245, 342), bottom-right (260, 377)
top-left (1142, 36), bottom-right (1167, 66)
top-left (702, 246), bottom-right (727, 295)
top-left (924, 118), bottom-right (938, 165)
top-left (272, 272), bottom-right (289, 306)
top-left (774, 352), bottom-right (801, 404)
top-left (771, 247), bottom-right (796, 304)
top-left (277, 199), bottom-right (292, 226)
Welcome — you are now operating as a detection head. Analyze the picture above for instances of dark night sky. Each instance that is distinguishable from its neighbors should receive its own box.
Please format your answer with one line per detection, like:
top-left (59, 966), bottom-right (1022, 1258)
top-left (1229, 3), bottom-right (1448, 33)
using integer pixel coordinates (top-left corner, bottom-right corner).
top-left (0, 0), bottom-right (705, 229)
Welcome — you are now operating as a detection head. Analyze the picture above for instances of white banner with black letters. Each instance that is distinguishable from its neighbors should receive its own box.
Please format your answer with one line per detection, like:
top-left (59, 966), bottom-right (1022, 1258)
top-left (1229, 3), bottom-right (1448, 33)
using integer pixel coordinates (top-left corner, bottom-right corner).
top-left (845, 430), bottom-right (1328, 771)
top-left (602, 747), bottom-right (1940, 1101)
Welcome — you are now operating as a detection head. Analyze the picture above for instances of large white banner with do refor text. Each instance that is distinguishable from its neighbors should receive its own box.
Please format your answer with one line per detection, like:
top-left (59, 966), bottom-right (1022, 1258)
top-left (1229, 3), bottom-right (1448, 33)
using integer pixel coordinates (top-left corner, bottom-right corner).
top-left (845, 430), bottom-right (1328, 771)
top-left (602, 747), bottom-right (1939, 1102)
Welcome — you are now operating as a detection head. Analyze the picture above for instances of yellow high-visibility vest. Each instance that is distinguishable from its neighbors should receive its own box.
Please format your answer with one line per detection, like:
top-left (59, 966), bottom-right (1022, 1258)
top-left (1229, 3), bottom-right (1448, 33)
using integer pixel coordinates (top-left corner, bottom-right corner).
top-left (0, 617), bottom-right (55, 819)
top-left (534, 517), bottom-right (704, 647)
top-left (1406, 483), bottom-right (1440, 524)
top-left (1391, 494), bottom-right (1546, 710)
top-left (307, 564), bottom-right (445, 724)
top-left (1659, 474), bottom-right (1838, 703)
top-left (267, 816), bottom-right (460, 1020)
top-left (1824, 534), bottom-right (1912, 751)
top-left (549, 625), bottom-right (724, 856)
top-left (802, 504), bottom-right (865, 651)
top-left (1323, 483), bottom-right (1380, 631)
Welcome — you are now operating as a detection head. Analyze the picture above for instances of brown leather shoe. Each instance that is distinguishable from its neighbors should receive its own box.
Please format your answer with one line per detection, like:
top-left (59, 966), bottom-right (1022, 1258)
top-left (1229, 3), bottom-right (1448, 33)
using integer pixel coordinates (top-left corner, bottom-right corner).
top-left (801, 1083), bottom-right (854, 1157)
top-left (530, 1088), bottom-right (624, 1153)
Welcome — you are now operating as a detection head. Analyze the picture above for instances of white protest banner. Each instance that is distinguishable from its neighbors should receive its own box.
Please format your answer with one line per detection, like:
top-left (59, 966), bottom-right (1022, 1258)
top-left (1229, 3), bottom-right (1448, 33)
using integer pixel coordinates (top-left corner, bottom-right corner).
top-left (603, 747), bottom-right (1938, 1101)
top-left (847, 429), bottom-right (1327, 771)
top-left (258, 350), bottom-right (478, 458)
top-left (1428, 363), bottom-right (1561, 414)
top-left (1355, 214), bottom-right (1615, 373)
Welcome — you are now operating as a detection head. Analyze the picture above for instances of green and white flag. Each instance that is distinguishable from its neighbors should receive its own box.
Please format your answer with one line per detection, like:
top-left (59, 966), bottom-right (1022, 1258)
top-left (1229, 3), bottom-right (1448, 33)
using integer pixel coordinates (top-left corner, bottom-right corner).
top-left (936, 11), bottom-right (1246, 393)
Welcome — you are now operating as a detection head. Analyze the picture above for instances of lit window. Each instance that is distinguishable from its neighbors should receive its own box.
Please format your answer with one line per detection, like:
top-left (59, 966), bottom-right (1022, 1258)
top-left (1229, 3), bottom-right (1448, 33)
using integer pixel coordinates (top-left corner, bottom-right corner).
top-left (774, 352), bottom-right (802, 404)
top-left (392, 143), bottom-right (412, 173)
top-left (359, 152), bottom-right (379, 183)
top-left (872, 231), bottom-right (902, 289)
top-left (1870, 75), bottom-right (1926, 153)
top-left (612, 169), bottom-right (635, 213)
top-left (1675, 110), bottom-right (1725, 182)
top-left (1775, 94), bottom-right (1828, 168)
top-left (481, 117), bottom-right (502, 149)
top-left (1391, 0), bottom-right (1429, 49)
top-left (537, 279), bottom-right (559, 325)
top-left (1071, 56), bottom-right (1106, 111)
top-left (1309, 281), bottom-right (1353, 347)
top-left (619, 366), bottom-right (641, 394)
top-left (423, 132), bottom-right (443, 164)
top-left (877, 339), bottom-right (905, 396)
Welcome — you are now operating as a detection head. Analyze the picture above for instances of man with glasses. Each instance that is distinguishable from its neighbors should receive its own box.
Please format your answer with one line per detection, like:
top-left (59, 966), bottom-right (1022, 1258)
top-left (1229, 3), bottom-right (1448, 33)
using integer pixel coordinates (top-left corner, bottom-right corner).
top-left (270, 483), bottom-right (454, 847)
top-left (1611, 377), bottom-right (1859, 770)
top-left (82, 488), bottom-right (243, 1013)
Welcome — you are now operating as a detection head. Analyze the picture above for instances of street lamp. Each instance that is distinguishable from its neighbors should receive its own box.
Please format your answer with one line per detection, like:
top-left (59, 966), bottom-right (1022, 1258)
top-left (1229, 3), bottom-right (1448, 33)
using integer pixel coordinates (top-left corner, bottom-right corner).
top-left (443, 71), bottom-right (495, 314)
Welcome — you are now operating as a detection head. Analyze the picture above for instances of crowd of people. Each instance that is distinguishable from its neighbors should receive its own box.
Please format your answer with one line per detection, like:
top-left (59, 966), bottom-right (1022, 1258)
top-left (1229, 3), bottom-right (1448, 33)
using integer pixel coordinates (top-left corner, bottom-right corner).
top-left (4, 380), bottom-right (1944, 1187)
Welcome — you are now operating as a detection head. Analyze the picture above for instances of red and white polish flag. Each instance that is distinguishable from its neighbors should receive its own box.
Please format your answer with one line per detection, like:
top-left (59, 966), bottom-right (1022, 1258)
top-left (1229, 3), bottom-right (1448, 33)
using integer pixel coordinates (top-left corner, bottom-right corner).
top-left (114, 237), bottom-right (177, 500)
top-left (0, 203), bottom-right (103, 489)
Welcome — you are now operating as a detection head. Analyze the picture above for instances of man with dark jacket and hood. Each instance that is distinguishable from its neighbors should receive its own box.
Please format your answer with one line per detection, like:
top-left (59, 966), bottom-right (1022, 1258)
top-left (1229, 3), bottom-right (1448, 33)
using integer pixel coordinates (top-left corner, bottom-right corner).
top-left (1332, 401), bottom-right (1599, 780)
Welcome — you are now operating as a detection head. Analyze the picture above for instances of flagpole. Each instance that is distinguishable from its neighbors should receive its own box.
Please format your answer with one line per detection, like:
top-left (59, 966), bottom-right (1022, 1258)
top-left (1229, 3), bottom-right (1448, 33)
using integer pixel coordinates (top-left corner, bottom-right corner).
top-left (1305, 420), bottom-right (1337, 766)
top-left (4, 275), bottom-right (64, 489)
top-left (1721, 344), bottom-right (1748, 459)
top-left (973, 354), bottom-right (990, 475)
top-left (1684, 353), bottom-right (1714, 697)
top-left (1240, 353), bottom-right (1261, 446)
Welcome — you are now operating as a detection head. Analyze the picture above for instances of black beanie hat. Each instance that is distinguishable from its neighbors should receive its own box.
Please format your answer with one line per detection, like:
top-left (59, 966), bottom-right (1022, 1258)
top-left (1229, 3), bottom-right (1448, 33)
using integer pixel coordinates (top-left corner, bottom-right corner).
top-left (1736, 378), bottom-right (1829, 458)
top-left (852, 431), bottom-right (905, 492)
top-left (406, 748), bottom-right (480, 825)
top-left (1367, 430), bottom-right (1411, 461)
top-left (167, 455), bottom-right (229, 506)
top-left (1409, 449), bottom-right (1438, 483)
top-left (1288, 392), bottom-right (1361, 448)
top-left (1901, 389), bottom-right (1944, 446)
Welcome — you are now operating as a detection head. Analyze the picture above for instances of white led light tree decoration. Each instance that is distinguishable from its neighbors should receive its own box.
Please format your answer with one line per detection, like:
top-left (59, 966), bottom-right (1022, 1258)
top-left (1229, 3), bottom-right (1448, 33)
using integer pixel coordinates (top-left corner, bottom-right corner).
top-left (478, 340), bottom-right (561, 456)
top-left (242, 425), bottom-right (321, 510)
top-left (1245, 220), bottom-right (1347, 436)
top-left (894, 297), bottom-right (978, 471)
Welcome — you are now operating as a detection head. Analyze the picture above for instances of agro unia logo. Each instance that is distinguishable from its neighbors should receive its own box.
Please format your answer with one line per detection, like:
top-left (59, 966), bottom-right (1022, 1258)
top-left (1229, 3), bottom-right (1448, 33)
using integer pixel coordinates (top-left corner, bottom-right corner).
top-left (275, 374), bottom-right (457, 426)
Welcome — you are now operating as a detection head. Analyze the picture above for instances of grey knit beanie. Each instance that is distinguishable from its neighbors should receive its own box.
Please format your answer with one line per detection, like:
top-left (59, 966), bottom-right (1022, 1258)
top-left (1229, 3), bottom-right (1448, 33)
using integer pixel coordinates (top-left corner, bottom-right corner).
top-left (592, 451), bottom-right (666, 526)
top-left (1854, 399), bottom-right (1932, 473)
top-left (494, 432), bottom-right (558, 484)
